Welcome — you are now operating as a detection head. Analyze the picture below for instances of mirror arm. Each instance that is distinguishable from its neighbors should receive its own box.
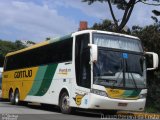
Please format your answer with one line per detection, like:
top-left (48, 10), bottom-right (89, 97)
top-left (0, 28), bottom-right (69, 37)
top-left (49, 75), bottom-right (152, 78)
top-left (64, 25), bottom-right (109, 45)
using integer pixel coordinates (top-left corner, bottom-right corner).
top-left (88, 44), bottom-right (98, 63)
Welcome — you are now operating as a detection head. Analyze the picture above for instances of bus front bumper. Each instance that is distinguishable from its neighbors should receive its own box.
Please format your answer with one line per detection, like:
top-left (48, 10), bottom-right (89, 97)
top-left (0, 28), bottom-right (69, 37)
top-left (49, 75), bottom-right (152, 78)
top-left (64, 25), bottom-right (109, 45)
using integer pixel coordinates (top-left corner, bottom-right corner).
top-left (89, 93), bottom-right (146, 111)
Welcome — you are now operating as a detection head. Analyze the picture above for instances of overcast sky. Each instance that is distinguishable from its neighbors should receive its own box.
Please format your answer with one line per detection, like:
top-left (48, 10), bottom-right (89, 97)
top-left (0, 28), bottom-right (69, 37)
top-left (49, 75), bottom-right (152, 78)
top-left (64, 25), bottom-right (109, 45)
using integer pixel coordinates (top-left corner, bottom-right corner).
top-left (0, 0), bottom-right (159, 42)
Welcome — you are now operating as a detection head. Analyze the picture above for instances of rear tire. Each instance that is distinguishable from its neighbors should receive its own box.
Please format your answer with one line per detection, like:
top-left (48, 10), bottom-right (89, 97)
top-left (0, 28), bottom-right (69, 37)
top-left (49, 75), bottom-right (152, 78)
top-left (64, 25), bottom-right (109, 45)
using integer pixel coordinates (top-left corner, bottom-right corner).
top-left (59, 92), bottom-right (72, 114)
top-left (9, 90), bottom-right (15, 105)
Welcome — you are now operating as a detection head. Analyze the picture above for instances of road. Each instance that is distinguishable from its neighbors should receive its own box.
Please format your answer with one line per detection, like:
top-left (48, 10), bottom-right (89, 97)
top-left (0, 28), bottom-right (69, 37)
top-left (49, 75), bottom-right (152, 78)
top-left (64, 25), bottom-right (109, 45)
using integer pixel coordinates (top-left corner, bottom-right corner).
top-left (1, 99), bottom-right (156, 120)
top-left (0, 99), bottom-right (110, 120)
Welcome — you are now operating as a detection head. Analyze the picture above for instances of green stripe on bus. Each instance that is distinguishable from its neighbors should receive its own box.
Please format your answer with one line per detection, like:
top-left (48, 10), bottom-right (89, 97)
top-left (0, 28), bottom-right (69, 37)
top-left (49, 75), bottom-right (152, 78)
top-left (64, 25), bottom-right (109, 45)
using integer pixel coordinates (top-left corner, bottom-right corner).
top-left (129, 90), bottom-right (141, 97)
top-left (28, 65), bottom-right (48, 95)
top-left (35, 63), bottom-right (58, 96)
top-left (123, 90), bottom-right (141, 98)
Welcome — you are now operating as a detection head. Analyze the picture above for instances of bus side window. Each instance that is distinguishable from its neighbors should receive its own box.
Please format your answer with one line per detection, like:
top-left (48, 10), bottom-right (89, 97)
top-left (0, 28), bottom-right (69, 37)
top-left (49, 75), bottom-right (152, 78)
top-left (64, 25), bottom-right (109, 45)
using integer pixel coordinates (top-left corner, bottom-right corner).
top-left (4, 38), bottom-right (73, 71)
top-left (75, 34), bottom-right (91, 88)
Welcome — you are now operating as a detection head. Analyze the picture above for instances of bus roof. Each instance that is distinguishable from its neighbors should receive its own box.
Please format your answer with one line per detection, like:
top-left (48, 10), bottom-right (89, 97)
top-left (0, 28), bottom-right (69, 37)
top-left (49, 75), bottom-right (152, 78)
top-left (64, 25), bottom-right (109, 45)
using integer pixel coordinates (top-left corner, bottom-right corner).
top-left (72, 30), bottom-right (140, 40)
top-left (6, 30), bottom-right (140, 57)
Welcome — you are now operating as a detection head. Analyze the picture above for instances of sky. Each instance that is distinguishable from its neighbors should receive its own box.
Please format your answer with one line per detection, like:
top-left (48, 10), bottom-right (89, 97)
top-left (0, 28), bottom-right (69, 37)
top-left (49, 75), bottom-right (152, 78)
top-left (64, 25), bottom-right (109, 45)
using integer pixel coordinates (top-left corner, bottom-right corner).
top-left (0, 0), bottom-right (159, 42)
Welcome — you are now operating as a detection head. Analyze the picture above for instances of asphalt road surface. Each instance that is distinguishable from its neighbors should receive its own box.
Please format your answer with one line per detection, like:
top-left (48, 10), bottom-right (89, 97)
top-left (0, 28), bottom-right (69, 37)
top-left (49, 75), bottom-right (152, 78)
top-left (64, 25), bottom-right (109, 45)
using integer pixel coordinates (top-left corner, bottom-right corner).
top-left (1, 99), bottom-right (153, 120)
top-left (0, 99), bottom-right (113, 120)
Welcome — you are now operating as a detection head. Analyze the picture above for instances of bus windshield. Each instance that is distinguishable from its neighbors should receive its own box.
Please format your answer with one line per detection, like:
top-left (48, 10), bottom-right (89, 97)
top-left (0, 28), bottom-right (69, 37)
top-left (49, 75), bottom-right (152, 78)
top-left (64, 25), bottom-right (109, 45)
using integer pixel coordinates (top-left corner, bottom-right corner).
top-left (93, 33), bottom-right (146, 89)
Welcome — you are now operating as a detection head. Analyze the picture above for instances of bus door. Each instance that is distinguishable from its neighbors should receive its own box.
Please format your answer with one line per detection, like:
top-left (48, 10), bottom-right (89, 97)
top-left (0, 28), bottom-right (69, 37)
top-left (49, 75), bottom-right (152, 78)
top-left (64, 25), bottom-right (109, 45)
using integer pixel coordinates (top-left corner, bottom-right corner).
top-left (73, 34), bottom-right (91, 107)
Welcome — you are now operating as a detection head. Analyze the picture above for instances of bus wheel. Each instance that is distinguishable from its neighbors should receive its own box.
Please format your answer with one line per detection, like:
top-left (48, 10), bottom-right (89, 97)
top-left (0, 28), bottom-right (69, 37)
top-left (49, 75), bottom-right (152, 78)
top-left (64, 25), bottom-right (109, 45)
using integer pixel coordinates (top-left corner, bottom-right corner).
top-left (59, 92), bottom-right (72, 114)
top-left (9, 90), bottom-right (15, 105)
top-left (14, 89), bottom-right (20, 105)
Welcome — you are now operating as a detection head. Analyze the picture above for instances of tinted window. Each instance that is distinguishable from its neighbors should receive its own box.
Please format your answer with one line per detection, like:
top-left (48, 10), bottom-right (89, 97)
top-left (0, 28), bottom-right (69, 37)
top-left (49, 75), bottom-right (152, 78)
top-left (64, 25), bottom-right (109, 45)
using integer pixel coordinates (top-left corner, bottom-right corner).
top-left (75, 34), bottom-right (91, 88)
top-left (5, 38), bottom-right (73, 71)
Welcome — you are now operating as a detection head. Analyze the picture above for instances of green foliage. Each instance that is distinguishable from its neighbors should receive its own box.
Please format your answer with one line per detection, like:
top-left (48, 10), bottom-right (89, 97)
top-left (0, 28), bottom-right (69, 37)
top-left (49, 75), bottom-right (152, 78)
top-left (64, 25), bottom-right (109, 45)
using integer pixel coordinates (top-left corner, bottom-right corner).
top-left (132, 24), bottom-right (160, 52)
top-left (145, 106), bottom-right (159, 113)
top-left (91, 19), bottom-right (113, 31)
top-left (131, 24), bottom-right (160, 112)
top-left (0, 40), bottom-right (26, 67)
top-left (26, 40), bottom-right (36, 45)
top-left (91, 19), bottom-right (131, 34)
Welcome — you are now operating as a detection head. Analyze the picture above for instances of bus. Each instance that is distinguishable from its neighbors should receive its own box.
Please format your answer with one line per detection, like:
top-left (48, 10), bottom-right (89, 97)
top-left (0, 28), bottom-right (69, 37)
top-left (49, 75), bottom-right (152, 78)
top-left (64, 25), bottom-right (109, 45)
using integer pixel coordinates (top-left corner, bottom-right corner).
top-left (0, 67), bottom-right (3, 98)
top-left (2, 30), bottom-right (158, 114)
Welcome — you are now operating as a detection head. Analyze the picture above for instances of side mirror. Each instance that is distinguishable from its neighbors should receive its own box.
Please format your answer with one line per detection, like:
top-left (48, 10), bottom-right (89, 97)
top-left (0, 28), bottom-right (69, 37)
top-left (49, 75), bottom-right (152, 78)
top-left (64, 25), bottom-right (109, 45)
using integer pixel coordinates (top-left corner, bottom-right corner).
top-left (88, 44), bottom-right (98, 63)
top-left (145, 52), bottom-right (159, 70)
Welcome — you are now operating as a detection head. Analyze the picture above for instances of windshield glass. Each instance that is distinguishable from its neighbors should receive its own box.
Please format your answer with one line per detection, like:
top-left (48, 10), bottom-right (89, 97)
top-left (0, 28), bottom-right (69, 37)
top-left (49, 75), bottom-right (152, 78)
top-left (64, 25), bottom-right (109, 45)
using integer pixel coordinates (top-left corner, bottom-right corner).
top-left (93, 48), bottom-right (146, 89)
top-left (93, 33), bottom-right (143, 52)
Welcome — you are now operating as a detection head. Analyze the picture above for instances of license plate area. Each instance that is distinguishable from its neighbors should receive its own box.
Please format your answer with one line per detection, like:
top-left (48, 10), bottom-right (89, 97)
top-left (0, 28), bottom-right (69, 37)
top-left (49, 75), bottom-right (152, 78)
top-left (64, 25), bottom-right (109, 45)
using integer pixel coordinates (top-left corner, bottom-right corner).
top-left (118, 103), bottom-right (128, 107)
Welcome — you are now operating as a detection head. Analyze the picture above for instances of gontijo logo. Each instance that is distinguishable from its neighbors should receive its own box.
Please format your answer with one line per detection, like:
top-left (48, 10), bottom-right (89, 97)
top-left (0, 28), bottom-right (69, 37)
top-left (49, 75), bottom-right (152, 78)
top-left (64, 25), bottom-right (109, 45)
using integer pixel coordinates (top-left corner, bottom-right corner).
top-left (14, 70), bottom-right (32, 78)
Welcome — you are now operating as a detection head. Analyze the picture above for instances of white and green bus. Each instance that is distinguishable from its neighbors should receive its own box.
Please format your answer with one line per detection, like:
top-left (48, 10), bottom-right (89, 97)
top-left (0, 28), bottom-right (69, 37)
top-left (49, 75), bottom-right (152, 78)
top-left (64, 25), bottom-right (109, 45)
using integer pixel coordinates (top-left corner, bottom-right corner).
top-left (2, 30), bottom-right (158, 114)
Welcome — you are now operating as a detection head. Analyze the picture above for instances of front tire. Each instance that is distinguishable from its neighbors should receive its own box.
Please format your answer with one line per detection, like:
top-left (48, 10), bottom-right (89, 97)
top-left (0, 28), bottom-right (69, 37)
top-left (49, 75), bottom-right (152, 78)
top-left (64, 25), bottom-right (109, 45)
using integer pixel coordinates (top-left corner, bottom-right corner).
top-left (59, 92), bottom-right (72, 114)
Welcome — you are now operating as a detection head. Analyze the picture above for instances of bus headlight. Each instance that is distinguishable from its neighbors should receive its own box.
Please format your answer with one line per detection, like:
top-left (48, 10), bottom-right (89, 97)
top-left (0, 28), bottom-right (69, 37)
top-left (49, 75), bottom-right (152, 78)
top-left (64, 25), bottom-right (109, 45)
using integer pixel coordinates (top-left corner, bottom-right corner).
top-left (91, 89), bottom-right (108, 97)
top-left (139, 93), bottom-right (147, 99)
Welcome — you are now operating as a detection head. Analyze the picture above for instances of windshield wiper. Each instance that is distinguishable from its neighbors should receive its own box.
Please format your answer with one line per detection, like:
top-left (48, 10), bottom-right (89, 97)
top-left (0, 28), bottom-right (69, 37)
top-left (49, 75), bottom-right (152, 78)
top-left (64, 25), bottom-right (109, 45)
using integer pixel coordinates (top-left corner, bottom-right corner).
top-left (111, 58), bottom-right (127, 88)
top-left (125, 60), bottom-right (138, 90)
top-left (113, 58), bottom-right (126, 88)
top-left (111, 59), bottom-right (124, 88)
top-left (111, 58), bottom-right (138, 90)
top-left (130, 73), bottom-right (138, 90)
top-left (122, 59), bottom-right (126, 87)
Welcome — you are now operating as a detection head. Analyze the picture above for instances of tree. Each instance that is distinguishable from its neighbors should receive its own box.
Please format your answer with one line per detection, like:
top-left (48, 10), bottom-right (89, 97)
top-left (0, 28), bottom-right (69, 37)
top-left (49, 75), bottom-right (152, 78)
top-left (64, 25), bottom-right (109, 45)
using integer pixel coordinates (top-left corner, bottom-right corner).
top-left (152, 10), bottom-right (160, 16)
top-left (83, 0), bottom-right (160, 32)
top-left (131, 24), bottom-right (160, 112)
top-left (26, 40), bottom-right (36, 45)
top-left (151, 9), bottom-right (160, 23)
top-left (91, 19), bottom-right (131, 33)
top-left (15, 40), bottom-right (26, 49)
top-left (92, 19), bottom-right (113, 31)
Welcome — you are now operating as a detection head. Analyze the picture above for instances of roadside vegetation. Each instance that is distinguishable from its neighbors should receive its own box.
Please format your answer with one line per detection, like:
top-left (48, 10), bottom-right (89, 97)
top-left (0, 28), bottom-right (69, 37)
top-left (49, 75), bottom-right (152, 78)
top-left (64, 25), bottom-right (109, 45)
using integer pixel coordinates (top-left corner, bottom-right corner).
top-left (0, 40), bottom-right (26, 67)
